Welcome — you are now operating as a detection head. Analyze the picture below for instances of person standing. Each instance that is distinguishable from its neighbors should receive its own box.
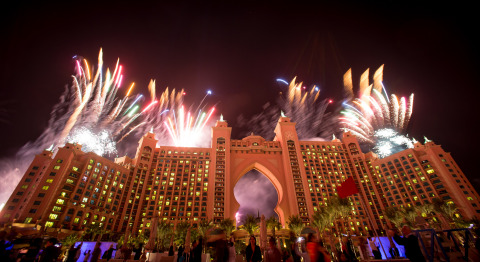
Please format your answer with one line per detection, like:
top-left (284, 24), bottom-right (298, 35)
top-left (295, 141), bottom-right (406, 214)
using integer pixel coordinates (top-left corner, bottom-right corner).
top-left (133, 243), bottom-right (143, 260)
top-left (264, 237), bottom-right (282, 262)
top-left (38, 238), bottom-right (60, 262)
top-left (177, 245), bottom-right (184, 262)
top-left (65, 242), bottom-right (82, 262)
top-left (389, 226), bottom-right (426, 262)
top-left (288, 233), bottom-right (300, 262)
top-left (121, 245), bottom-right (132, 261)
top-left (306, 234), bottom-right (320, 262)
top-left (295, 240), bottom-right (310, 262)
top-left (20, 238), bottom-right (42, 262)
top-left (245, 236), bottom-right (262, 262)
top-left (306, 234), bottom-right (330, 262)
top-left (0, 231), bottom-right (14, 262)
top-left (368, 237), bottom-right (381, 259)
top-left (90, 242), bottom-right (102, 262)
top-left (192, 238), bottom-right (203, 262)
top-left (228, 238), bottom-right (236, 262)
top-left (102, 244), bottom-right (115, 261)
top-left (83, 250), bottom-right (91, 262)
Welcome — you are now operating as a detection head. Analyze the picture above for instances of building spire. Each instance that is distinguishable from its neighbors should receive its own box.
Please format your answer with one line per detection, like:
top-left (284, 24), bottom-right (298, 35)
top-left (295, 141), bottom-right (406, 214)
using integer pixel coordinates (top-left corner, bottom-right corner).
top-left (424, 136), bottom-right (432, 143)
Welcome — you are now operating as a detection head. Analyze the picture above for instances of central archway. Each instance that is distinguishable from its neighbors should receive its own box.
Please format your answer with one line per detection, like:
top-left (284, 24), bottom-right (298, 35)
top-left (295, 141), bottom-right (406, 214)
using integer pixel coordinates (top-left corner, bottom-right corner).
top-left (234, 169), bottom-right (279, 225)
top-left (227, 159), bottom-right (288, 227)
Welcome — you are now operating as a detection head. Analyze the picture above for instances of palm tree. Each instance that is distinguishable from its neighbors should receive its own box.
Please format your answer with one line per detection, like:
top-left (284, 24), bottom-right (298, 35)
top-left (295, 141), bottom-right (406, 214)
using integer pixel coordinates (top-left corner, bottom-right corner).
top-left (156, 221), bottom-right (173, 251)
top-left (433, 198), bottom-right (459, 228)
top-left (242, 214), bottom-right (259, 236)
top-left (63, 233), bottom-right (81, 247)
top-left (330, 197), bottom-right (351, 218)
top-left (287, 215), bottom-right (303, 237)
top-left (130, 233), bottom-right (147, 249)
top-left (218, 218), bottom-right (236, 239)
top-left (311, 207), bottom-right (334, 237)
top-left (83, 223), bottom-right (104, 241)
top-left (416, 202), bottom-right (438, 229)
top-left (174, 221), bottom-right (191, 246)
top-left (402, 207), bottom-right (418, 228)
top-left (198, 219), bottom-right (214, 240)
top-left (384, 207), bottom-right (404, 228)
top-left (197, 219), bottom-right (214, 252)
top-left (266, 216), bottom-right (282, 238)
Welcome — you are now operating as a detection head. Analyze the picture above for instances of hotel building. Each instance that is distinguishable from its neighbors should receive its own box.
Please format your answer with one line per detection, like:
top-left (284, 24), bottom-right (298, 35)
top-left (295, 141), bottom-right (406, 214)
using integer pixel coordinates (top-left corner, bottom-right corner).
top-left (1, 116), bottom-right (479, 236)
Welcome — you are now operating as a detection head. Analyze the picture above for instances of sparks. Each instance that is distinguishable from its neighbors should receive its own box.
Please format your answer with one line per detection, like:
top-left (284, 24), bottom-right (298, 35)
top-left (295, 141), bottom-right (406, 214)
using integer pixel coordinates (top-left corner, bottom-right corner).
top-left (238, 77), bottom-right (335, 140)
top-left (164, 105), bottom-right (216, 147)
top-left (340, 66), bottom-right (415, 158)
top-left (66, 128), bottom-right (117, 156)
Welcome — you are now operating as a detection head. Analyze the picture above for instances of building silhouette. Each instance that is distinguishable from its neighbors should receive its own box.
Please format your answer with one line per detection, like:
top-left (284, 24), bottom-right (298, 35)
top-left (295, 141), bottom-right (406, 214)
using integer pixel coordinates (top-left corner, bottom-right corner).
top-left (1, 116), bottom-right (479, 237)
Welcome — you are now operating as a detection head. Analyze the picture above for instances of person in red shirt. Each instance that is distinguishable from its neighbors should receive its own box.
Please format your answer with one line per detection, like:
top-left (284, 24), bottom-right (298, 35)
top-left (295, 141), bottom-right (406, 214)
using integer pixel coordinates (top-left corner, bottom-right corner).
top-left (306, 234), bottom-right (330, 262)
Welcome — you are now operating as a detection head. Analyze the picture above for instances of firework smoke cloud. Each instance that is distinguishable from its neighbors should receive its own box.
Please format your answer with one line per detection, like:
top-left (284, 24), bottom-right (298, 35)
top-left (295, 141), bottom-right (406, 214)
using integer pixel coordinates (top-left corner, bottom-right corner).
top-left (237, 77), bottom-right (338, 140)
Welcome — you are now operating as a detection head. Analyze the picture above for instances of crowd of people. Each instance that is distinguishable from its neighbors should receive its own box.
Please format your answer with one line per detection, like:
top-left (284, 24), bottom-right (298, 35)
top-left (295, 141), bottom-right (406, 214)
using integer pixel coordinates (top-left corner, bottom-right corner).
top-left (0, 225), bottom-right (437, 262)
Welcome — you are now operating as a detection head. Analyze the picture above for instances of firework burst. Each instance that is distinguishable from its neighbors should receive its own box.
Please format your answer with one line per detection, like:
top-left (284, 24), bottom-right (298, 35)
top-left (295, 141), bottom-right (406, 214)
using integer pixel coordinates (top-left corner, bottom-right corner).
top-left (340, 65), bottom-right (415, 158)
top-left (56, 49), bottom-right (156, 156)
top-left (237, 77), bottom-right (337, 140)
top-left (164, 105), bottom-right (216, 147)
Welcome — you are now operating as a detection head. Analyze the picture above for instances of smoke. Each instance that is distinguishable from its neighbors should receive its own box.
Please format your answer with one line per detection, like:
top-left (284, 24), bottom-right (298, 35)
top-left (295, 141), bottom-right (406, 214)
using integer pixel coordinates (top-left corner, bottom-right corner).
top-left (234, 169), bottom-right (279, 225)
top-left (0, 155), bottom-right (30, 207)
top-left (0, 83), bottom-right (76, 206)
top-left (236, 79), bottom-right (339, 140)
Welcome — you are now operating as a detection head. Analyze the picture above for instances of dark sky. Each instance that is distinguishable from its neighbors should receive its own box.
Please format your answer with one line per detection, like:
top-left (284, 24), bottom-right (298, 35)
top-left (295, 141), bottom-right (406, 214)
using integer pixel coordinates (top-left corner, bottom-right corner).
top-left (1, 2), bottom-right (479, 191)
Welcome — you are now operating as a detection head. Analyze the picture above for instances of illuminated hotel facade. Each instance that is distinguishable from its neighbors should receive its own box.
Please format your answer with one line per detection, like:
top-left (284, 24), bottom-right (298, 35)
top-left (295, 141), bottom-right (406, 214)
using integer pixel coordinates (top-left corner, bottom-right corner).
top-left (1, 116), bottom-right (480, 236)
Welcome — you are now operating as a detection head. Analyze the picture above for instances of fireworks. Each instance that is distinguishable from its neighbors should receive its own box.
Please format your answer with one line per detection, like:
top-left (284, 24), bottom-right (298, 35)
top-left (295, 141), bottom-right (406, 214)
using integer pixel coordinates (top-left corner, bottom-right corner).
top-left (66, 127), bottom-right (117, 156)
top-left (164, 102), bottom-right (216, 147)
top-left (237, 77), bottom-right (337, 140)
top-left (340, 65), bottom-right (415, 158)
top-left (55, 49), bottom-right (155, 156)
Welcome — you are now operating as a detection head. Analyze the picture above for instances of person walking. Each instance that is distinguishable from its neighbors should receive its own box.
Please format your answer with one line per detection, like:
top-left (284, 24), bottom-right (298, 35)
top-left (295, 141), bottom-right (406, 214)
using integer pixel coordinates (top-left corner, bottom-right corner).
top-left (264, 237), bottom-right (282, 262)
top-left (245, 236), bottom-right (262, 262)
top-left (38, 238), bottom-right (60, 262)
top-left (90, 242), bottom-right (102, 262)
top-left (102, 244), bottom-right (115, 261)
top-left (83, 250), bottom-right (91, 262)
top-left (388, 226), bottom-right (426, 262)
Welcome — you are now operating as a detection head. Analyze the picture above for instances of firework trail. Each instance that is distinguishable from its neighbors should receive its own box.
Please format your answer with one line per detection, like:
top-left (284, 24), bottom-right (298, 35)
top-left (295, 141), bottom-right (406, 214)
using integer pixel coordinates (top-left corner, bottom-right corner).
top-left (340, 65), bottom-right (415, 157)
top-left (237, 77), bottom-right (338, 140)
top-left (117, 81), bottom-right (186, 150)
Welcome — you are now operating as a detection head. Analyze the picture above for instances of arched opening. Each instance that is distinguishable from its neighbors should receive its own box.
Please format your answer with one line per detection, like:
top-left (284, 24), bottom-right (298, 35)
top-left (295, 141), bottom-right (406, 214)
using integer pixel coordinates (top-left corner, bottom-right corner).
top-left (233, 169), bottom-right (279, 225)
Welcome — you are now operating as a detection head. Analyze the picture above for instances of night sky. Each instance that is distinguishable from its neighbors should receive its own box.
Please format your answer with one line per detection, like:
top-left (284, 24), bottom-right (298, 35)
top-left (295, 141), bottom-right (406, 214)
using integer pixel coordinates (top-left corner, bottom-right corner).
top-left (1, 2), bottom-right (479, 209)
